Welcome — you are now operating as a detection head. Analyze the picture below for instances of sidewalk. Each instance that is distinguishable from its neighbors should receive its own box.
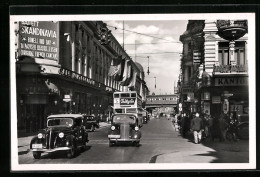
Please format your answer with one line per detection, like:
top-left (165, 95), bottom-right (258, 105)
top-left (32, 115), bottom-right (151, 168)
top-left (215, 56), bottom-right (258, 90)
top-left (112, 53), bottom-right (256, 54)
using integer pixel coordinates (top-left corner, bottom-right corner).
top-left (156, 134), bottom-right (249, 163)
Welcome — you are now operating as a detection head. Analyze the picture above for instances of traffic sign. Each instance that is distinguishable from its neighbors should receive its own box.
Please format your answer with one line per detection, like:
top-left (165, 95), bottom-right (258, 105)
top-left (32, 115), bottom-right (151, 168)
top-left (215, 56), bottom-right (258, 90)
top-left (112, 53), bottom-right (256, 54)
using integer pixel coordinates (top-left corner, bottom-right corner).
top-left (63, 98), bottom-right (71, 102)
top-left (179, 103), bottom-right (182, 108)
top-left (179, 107), bottom-right (182, 111)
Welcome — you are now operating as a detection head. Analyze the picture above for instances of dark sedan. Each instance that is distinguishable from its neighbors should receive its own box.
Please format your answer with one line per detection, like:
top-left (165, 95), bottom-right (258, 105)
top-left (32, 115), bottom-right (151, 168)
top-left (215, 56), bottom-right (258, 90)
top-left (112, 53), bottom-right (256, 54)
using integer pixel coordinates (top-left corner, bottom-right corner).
top-left (30, 114), bottom-right (88, 159)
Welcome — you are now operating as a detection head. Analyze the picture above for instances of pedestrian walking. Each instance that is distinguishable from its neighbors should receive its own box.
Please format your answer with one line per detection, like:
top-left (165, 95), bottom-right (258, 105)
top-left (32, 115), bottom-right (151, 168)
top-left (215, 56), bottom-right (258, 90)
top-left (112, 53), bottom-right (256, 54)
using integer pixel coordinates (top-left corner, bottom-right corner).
top-left (207, 115), bottom-right (213, 139)
top-left (227, 112), bottom-right (239, 141)
top-left (190, 113), bottom-right (203, 144)
top-left (219, 114), bottom-right (229, 141)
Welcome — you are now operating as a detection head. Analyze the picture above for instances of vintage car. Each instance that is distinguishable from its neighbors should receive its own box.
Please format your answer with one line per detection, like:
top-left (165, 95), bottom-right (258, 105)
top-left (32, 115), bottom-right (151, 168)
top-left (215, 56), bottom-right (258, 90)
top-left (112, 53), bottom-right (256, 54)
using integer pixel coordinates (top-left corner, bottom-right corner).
top-left (237, 114), bottom-right (249, 140)
top-left (30, 114), bottom-right (88, 159)
top-left (108, 114), bottom-right (141, 147)
top-left (82, 114), bottom-right (99, 132)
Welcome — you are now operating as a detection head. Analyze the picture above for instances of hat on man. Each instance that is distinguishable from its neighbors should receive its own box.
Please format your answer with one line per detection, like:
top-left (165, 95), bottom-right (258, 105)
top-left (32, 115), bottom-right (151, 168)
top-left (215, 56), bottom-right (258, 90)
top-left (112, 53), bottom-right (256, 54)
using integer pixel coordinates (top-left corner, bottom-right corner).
top-left (195, 113), bottom-right (199, 117)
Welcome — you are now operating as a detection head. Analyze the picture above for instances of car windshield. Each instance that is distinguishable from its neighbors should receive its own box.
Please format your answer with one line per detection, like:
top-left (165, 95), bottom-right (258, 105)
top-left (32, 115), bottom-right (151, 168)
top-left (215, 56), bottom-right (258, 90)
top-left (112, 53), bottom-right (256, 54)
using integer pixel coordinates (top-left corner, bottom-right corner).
top-left (47, 118), bottom-right (73, 127)
top-left (112, 115), bottom-right (136, 124)
top-left (84, 116), bottom-right (94, 121)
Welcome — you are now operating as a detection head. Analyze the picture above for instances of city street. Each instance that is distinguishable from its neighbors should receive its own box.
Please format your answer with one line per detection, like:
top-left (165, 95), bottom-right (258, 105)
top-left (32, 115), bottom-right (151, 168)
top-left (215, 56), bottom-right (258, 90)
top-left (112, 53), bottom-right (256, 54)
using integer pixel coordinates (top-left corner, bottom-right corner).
top-left (18, 117), bottom-right (249, 164)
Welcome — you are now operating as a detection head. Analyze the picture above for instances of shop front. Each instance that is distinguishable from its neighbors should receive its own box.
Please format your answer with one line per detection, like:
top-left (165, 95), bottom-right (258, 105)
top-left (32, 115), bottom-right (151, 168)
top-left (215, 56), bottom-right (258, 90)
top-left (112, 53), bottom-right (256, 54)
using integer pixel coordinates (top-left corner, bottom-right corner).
top-left (199, 74), bottom-right (249, 119)
top-left (16, 65), bottom-right (113, 134)
top-left (211, 75), bottom-right (249, 119)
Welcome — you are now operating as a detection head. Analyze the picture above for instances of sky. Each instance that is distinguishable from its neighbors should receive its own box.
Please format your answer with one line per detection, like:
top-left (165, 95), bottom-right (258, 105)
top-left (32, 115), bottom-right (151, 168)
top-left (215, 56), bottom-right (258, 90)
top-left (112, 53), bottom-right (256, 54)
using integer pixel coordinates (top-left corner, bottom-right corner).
top-left (105, 20), bottom-right (188, 95)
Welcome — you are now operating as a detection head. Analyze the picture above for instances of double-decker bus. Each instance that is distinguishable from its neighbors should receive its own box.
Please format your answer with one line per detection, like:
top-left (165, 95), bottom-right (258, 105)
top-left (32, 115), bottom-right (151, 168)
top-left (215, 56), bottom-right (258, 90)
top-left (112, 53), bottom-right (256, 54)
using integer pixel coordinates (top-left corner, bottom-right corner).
top-left (113, 91), bottom-right (143, 127)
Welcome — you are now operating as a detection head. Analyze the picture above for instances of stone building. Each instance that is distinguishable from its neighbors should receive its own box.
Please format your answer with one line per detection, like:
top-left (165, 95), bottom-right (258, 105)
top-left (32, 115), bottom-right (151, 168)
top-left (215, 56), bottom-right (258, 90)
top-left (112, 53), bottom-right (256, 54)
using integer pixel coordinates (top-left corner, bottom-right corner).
top-left (15, 21), bottom-right (148, 133)
top-left (178, 20), bottom-right (248, 118)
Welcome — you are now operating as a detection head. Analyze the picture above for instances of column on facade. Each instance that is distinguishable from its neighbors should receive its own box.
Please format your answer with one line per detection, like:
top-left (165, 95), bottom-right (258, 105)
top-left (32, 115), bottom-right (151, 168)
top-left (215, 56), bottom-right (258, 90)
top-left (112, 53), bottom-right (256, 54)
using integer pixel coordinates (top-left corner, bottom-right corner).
top-left (203, 20), bottom-right (218, 76)
top-left (78, 26), bottom-right (83, 74)
top-left (245, 40), bottom-right (248, 66)
top-left (229, 41), bottom-right (236, 65)
top-left (82, 31), bottom-right (88, 77)
top-left (71, 24), bottom-right (76, 72)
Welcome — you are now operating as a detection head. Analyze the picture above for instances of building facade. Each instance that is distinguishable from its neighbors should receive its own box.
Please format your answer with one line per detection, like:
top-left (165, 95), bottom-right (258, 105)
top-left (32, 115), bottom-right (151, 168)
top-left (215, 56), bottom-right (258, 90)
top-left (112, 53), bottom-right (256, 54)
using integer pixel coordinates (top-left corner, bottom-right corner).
top-left (178, 20), bottom-right (248, 119)
top-left (15, 21), bottom-right (148, 133)
top-left (179, 20), bottom-right (205, 114)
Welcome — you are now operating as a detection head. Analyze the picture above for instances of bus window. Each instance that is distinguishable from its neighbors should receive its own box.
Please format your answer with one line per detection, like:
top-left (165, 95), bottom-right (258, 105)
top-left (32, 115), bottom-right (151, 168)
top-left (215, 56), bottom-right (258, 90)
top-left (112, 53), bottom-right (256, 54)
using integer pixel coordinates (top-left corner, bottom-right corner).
top-left (121, 93), bottom-right (130, 98)
top-left (131, 93), bottom-right (136, 97)
top-left (114, 109), bottom-right (125, 113)
top-left (114, 94), bottom-right (119, 98)
top-left (126, 108), bottom-right (136, 113)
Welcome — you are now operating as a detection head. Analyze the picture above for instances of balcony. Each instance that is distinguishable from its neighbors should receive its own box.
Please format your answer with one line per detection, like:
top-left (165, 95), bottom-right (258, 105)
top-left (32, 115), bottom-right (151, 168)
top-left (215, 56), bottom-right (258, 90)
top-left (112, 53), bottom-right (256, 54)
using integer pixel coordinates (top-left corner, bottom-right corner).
top-left (213, 65), bottom-right (248, 74)
top-left (216, 20), bottom-right (248, 41)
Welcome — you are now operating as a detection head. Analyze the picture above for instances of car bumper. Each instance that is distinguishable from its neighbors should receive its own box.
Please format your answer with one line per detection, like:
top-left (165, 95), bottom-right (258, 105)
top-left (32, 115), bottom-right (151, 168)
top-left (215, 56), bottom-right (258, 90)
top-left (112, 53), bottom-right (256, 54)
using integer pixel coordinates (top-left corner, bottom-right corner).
top-left (31, 147), bottom-right (71, 152)
top-left (109, 138), bottom-right (140, 142)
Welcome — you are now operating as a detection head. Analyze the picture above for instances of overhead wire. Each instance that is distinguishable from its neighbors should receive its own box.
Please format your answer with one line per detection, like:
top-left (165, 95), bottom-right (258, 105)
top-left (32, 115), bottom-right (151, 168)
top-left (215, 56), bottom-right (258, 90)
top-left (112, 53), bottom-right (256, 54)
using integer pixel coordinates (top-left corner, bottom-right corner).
top-left (106, 24), bottom-right (181, 43)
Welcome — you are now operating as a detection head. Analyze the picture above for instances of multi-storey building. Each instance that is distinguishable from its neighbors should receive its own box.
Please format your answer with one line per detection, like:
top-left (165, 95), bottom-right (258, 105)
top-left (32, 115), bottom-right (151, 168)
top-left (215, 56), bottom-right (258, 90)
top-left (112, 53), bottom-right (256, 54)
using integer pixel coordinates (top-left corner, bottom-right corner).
top-left (15, 21), bottom-right (148, 133)
top-left (179, 20), bottom-right (205, 114)
top-left (178, 20), bottom-right (248, 118)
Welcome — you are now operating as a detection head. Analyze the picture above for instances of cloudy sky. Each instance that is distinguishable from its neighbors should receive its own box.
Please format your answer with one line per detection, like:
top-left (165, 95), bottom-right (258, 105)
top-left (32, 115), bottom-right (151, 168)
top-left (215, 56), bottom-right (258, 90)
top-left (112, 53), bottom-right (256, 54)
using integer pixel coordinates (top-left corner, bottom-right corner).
top-left (105, 20), bottom-right (188, 95)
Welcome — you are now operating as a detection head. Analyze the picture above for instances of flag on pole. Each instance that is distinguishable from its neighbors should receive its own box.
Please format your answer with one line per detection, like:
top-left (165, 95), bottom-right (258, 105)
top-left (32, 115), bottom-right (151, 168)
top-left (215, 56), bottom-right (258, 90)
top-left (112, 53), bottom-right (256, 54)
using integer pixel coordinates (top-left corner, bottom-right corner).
top-left (108, 56), bottom-right (122, 77)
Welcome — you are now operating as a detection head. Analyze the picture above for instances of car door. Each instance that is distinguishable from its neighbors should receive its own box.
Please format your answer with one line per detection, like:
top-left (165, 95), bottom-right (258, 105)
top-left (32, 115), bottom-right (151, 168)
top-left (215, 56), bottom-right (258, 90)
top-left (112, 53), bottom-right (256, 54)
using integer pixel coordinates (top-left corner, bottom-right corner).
top-left (74, 117), bottom-right (83, 145)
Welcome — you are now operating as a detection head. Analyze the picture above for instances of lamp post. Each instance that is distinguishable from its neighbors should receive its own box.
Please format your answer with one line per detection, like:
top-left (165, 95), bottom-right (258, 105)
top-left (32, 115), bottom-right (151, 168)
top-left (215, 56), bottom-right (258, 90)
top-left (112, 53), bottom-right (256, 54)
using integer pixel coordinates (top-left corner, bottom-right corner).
top-left (154, 77), bottom-right (156, 89)
top-left (147, 56), bottom-right (150, 75)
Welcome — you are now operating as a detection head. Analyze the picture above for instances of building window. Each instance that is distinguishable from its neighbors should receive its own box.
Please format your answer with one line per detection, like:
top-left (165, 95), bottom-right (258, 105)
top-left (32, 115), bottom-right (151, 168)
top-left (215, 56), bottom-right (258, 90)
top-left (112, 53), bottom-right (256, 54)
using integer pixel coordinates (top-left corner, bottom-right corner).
top-left (218, 42), bottom-right (246, 65)
top-left (218, 42), bottom-right (229, 65)
top-left (235, 41), bottom-right (246, 65)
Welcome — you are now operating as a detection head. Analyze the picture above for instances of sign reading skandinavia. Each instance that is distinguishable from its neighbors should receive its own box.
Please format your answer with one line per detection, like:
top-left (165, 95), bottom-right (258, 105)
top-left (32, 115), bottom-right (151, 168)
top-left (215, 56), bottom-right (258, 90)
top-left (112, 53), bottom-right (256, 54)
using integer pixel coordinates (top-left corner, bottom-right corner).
top-left (18, 21), bottom-right (59, 61)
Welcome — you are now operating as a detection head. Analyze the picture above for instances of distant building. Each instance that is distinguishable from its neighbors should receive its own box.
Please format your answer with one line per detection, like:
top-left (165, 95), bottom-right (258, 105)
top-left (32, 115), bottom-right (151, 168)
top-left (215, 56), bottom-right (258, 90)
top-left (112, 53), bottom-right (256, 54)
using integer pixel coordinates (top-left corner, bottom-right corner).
top-left (146, 94), bottom-right (178, 115)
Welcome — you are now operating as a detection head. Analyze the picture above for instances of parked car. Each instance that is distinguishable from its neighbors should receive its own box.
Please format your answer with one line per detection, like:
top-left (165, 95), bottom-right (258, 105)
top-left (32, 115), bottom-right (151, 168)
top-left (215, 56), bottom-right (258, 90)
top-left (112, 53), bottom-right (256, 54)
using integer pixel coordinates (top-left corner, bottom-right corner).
top-left (108, 114), bottom-right (141, 147)
top-left (30, 114), bottom-right (88, 159)
top-left (82, 114), bottom-right (99, 132)
top-left (237, 114), bottom-right (249, 140)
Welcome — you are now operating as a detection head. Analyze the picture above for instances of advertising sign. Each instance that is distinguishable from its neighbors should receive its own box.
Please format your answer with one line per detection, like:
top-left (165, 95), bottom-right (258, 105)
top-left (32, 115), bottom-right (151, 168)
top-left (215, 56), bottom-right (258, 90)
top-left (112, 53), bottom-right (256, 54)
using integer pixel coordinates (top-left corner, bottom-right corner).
top-left (215, 77), bottom-right (248, 86)
top-left (18, 21), bottom-right (59, 61)
top-left (120, 98), bottom-right (136, 106)
top-left (203, 102), bottom-right (210, 115)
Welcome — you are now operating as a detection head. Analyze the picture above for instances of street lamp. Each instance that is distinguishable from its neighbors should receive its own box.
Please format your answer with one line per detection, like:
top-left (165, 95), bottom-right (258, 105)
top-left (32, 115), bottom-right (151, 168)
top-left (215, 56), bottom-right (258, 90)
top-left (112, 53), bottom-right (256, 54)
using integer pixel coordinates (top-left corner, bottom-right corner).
top-left (147, 56), bottom-right (150, 75)
top-left (154, 77), bottom-right (156, 89)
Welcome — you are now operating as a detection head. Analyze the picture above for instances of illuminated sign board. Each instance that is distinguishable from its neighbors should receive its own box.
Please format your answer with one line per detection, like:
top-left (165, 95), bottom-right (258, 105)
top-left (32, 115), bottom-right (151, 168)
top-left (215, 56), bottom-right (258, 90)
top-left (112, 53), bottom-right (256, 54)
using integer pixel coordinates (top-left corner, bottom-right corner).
top-left (18, 21), bottom-right (59, 61)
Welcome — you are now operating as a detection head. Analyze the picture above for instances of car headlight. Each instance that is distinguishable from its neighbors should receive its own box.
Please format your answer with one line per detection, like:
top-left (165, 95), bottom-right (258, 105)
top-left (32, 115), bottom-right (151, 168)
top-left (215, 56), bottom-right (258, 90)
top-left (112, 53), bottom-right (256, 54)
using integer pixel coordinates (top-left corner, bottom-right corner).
top-left (37, 133), bottom-right (43, 139)
top-left (59, 132), bottom-right (64, 138)
top-left (111, 126), bottom-right (115, 130)
top-left (134, 126), bottom-right (139, 131)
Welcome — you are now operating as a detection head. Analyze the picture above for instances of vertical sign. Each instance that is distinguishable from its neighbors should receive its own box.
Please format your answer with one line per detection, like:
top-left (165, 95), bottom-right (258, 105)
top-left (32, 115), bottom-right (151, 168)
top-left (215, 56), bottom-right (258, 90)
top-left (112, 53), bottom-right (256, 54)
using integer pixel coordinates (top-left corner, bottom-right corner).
top-left (193, 50), bottom-right (201, 64)
top-left (204, 102), bottom-right (210, 115)
top-left (18, 21), bottom-right (59, 61)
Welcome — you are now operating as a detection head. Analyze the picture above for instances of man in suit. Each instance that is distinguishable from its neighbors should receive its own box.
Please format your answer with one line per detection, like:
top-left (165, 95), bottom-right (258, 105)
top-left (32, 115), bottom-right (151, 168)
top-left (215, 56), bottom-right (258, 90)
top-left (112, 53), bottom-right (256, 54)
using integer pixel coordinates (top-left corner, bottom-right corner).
top-left (190, 113), bottom-right (203, 144)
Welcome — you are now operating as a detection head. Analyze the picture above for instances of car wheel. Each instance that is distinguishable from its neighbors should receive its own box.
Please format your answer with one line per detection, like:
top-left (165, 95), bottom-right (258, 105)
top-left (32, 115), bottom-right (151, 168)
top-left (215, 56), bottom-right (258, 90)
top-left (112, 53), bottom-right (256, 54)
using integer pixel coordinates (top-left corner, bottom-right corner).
top-left (67, 143), bottom-right (75, 158)
top-left (134, 142), bottom-right (140, 147)
top-left (81, 144), bottom-right (87, 151)
top-left (33, 152), bottom-right (41, 159)
top-left (109, 140), bottom-right (113, 147)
